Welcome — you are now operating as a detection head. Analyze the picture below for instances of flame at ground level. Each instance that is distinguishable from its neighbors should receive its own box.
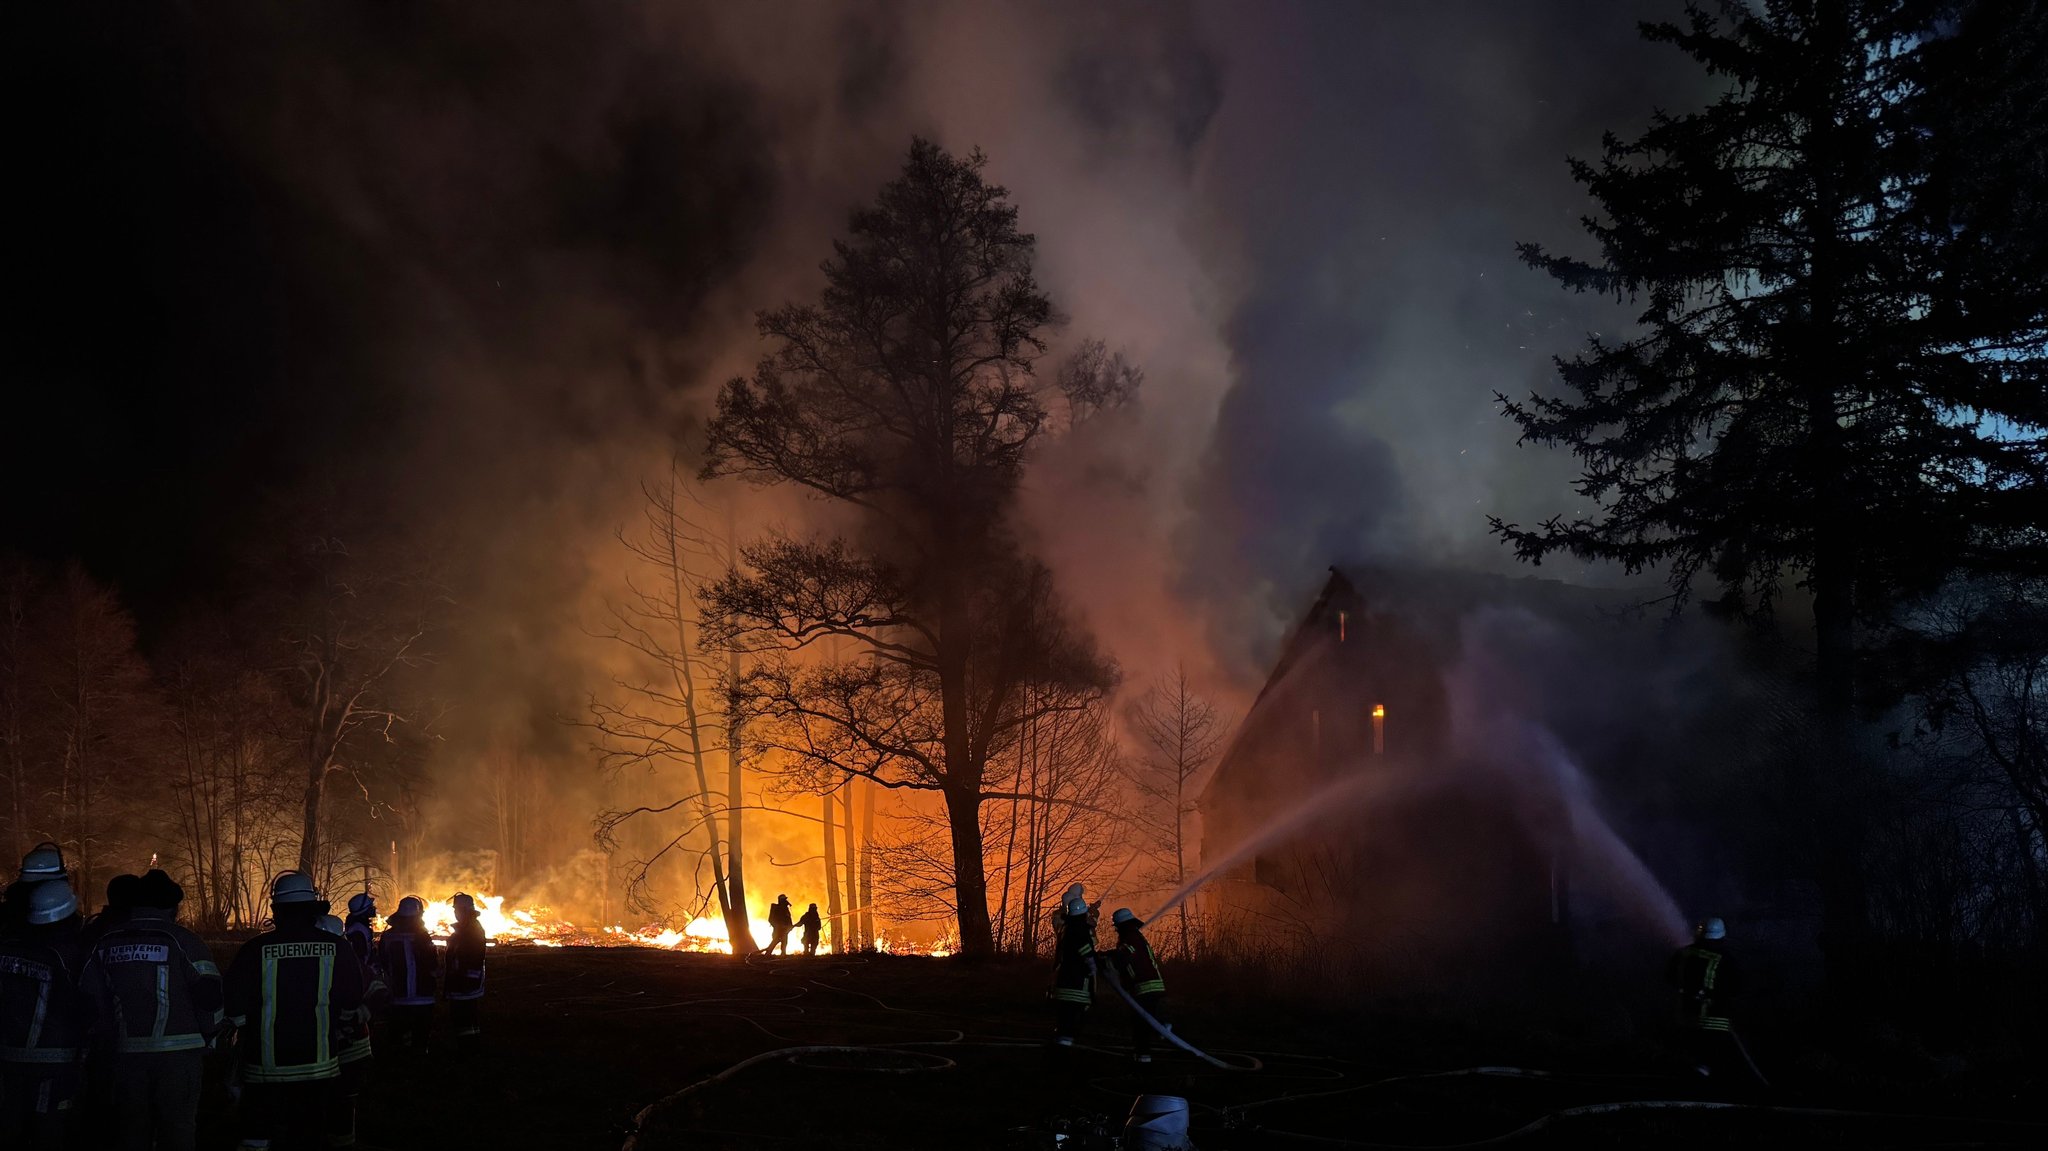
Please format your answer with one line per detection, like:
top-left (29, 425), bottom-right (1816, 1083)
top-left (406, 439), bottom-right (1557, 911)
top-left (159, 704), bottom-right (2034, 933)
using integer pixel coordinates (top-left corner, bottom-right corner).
top-left (383, 895), bottom-right (949, 955)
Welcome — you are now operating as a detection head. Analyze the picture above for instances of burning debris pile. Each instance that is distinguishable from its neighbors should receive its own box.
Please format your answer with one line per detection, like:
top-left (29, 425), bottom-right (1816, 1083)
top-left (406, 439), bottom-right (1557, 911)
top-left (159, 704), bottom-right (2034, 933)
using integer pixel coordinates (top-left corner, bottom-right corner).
top-left (392, 895), bottom-right (956, 956)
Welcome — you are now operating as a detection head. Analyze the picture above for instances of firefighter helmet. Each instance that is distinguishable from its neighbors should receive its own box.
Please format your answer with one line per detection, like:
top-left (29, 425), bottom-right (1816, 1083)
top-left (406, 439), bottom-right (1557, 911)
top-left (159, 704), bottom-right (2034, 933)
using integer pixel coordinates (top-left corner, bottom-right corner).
top-left (271, 871), bottom-right (321, 905)
top-left (317, 914), bottom-right (346, 936)
top-left (347, 892), bottom-right (376, 918)
top-left (1112, 907), bottom-right (1142, 928)
top-left (138, 869), bottom-right (184, 908)
top-left (18, 842), bottom-right (66, 881)
top-left (1696, 916), bottom-right (1727, 942)
top-left (25, 880), bottom-right (78, 925)
top-left (396, 896), bottom-right (425, 919)
top-left (1065, 896), bottom-right (1089, 919)
top-left (452, 892), bottom-right (476, 916)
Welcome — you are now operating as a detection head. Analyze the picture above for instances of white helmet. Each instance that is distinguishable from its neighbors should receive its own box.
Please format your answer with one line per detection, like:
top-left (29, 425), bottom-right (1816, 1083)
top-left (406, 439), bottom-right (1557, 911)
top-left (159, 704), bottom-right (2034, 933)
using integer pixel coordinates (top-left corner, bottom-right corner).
top-left (18, 843), bottom-right (66, 881)
top-left (1696, 916), bottom-right (1727, 942)
top-left (26, 880), bottom-right (78, 925)
top-left (271, 871), bottom-right (321, 906)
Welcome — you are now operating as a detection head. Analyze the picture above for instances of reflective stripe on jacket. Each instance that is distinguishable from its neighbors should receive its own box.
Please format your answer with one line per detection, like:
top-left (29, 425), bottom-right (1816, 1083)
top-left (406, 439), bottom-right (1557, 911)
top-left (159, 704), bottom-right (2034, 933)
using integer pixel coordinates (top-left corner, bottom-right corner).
top-left (1049, 919), bottom-right (1095, 1005)
top-left (77, 910), bottom-right (222, 1054)
top-left (0, 927), bottom-right (89, 1064)
top-left (1114, 933), bottom-right (1166, 997)
top-left (442, 918), bottom-right (487, 1001)
top-left (376, 926), bottom-right (438, 1007)
top-left (226, 926), bottom-right (366, 1084)
top-left (1668, 943), bottom-right (1735, 1031)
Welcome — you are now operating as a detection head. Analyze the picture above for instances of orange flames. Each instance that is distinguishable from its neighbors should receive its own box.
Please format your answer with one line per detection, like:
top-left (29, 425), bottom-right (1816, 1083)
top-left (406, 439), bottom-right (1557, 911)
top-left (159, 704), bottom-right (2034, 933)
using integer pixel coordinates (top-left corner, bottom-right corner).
top-left (386, 894), bottom-right (956, 956)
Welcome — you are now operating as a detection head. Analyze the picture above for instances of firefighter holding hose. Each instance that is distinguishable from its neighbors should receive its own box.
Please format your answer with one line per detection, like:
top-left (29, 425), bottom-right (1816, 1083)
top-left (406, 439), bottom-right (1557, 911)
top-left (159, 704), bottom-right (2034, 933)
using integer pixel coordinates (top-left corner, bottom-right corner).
top-left (1108, 908), bottom-right (1170, 1064)
top-left (1667, 916), bottom-right (1767, 1088)
top-left (1048, 894), bottom-right (1096, 1050)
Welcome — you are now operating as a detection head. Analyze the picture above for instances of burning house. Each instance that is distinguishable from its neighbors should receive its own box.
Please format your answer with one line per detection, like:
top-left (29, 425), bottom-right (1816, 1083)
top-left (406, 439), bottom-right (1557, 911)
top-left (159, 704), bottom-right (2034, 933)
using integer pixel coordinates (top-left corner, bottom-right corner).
top-left (1195, 566), bottom-right (1713, 982)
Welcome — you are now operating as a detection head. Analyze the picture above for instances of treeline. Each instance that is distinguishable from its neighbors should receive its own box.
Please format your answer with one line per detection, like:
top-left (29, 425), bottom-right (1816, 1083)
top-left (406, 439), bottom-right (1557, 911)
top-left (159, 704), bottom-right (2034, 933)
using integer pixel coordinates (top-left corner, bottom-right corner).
top-left (0, 539), bottom-right (443, 929)
top-left (1497, 0), bottom-right (2048, 1006)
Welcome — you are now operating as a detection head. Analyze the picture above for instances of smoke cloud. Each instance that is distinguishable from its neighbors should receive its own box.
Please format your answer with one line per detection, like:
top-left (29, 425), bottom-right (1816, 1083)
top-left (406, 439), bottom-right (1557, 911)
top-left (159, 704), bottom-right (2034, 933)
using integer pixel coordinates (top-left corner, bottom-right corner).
top-left (21, 1), bottom-right (1727, 917)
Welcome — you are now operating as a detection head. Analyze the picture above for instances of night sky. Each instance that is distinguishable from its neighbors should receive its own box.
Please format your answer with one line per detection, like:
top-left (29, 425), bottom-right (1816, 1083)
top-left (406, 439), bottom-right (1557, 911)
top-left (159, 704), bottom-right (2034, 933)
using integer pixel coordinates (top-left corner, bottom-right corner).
top-left (5, 1), bottom-right (1699, 669)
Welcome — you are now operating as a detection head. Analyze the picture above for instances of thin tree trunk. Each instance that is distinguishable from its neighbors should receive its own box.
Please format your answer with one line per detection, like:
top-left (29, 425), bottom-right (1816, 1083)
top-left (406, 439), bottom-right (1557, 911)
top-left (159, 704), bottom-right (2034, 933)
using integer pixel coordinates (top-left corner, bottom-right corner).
top-left (996, 757), bottom-right (1020, 952)
top-left (726, 649), bottom-right (754, 955)
top-left (723, 498), bottom-right (755, 955)
top-left (840, 786), bottom-right (856, 950)
top-left (823, 792), bottom-right (842, 953)
top-left (858, 778), bottom-right (874, 952)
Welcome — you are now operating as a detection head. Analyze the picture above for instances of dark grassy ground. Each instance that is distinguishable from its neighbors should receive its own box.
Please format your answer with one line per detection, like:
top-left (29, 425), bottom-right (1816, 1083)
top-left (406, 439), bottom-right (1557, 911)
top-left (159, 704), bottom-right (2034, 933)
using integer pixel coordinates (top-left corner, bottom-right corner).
top-left (189, 944), bottom-right (2042, 1150)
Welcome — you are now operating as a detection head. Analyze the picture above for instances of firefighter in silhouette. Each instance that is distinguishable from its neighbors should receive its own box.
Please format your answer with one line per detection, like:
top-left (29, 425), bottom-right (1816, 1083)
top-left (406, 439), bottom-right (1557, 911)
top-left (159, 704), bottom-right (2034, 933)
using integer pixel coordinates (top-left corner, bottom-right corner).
top-left (79, 873), bottom-right (142, 952)
top-left (443, 893), bottom-right (488, 1054)
top-left (1, 843), bottom-right (69, 936)
top-left (319, 911), bottom-right (383, 1148)
top-left (1048, 895), bottom-right (1096, 1049)
top-left (1107, 908), bottom-right (1169, 1064)
top-left (343, 893), bottom-right (380, 975)
top-left (1667, 916), bottom-right (1767, 1088)
top-left (798, 903), bottom-right (823, 957)
top-left (766, 895), bottom-right (795, 956)
top-left (225, 874), bottom-right (365, 1150)
top-left (0, 880), bottom-right (91, 1151)
top-left (77, 869), bottom-right (223, 1151)
top-left (377, 896), bottom-right (438, 1053)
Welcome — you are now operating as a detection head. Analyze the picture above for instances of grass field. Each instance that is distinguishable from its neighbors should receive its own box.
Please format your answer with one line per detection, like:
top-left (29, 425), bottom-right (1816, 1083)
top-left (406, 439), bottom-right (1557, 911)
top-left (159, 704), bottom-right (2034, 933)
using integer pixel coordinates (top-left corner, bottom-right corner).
top-left (189, 944), bottom-right (2043, 1150)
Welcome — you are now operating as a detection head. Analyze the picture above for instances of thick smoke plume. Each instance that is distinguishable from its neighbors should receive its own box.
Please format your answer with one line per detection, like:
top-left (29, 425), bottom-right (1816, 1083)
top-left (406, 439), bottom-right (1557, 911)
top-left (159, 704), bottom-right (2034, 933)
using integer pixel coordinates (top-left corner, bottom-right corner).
top-left (42, 2), bottom-right (1725, 921)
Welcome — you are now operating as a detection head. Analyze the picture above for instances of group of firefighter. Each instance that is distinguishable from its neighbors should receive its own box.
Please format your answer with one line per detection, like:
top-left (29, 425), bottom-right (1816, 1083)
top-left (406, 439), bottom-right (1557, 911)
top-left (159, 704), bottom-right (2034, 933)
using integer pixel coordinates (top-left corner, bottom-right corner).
top-left (0, 841), bottom-right (491, 1150)
top-left (1046, 878), bottom-right (1761, 1086)
top-left (1046, 883), bottom-right (1173, 1063)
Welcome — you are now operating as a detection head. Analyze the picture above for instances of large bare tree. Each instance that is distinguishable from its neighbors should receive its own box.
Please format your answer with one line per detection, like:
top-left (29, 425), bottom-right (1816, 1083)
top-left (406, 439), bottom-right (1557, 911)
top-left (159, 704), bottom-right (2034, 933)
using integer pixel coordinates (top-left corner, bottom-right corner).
top-left (701, 139), bottom-right (1113, 954)
top-left (1128, 665), bottom-right (1228, 958)
top-left (268, 536), bottom-right (443, 877)
top-left (586, 463), bottom-right (755, 952)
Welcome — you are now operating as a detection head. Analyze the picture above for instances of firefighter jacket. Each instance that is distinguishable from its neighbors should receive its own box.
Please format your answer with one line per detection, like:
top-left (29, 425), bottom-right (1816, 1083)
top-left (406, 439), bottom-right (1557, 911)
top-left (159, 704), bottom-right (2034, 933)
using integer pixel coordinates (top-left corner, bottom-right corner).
top-left (1667, 943), bottom-right (1739, 1031)
top-left (1111, 930), bottom-right (1166, 997)
top-left (377, 923), bottom-right (438, 1007)
top-left (343, 917), bottom-right (378, 975)
top-left (225, 922), bottom-right (366, 1084)
top-left (797, 909), bottom-right (822, 943)
top-left (1049, 917), bottom-right (1096, 1005)
top-left (442, 916), bottom-right (487, 1002)
top-left (0, 922), bottom-right (91, 1065)
top-left (77, 907), bottom-right (223, 1054)
top-left (324, 922), bottom-right (381, 1066)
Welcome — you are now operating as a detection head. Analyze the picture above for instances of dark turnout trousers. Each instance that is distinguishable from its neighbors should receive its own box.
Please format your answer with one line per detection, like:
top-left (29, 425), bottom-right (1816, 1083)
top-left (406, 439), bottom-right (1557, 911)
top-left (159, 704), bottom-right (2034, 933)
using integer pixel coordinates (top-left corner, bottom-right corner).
top-left (104, 1049), bottom-right (204, 1151)
top-left (238, 1078), bottom-right (334, 1150)
top-left (0, 1062), bottom-right (82, 1151)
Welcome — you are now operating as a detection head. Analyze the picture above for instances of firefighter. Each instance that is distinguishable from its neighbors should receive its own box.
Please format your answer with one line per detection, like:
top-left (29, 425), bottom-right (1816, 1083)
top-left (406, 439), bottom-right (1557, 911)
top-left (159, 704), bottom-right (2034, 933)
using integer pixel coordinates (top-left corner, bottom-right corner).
top-left (442, 892), bottom-right (488, 1055)
top-left (1667, 916), bottom-right (1767, 1088)
top-left (766, 895), bottom-right (794, 956)
top-left (80, 873), bottom-right (142, 952)
top-left (1107, 908), bottom-right (1169, 1064)
top-left (798, 903), bottom-right (823, 957)
top-left (1048, 895), bottom-right (1096, 1048)
top-left (0, 880), bottom-right (91, 1151)
top-left (377, 897), bottom-right (437, 1054)
top-left (342, 893), bottom-right (379, 975)
top-left (225, 873), bottom-right (365, 1151)
top-left (77, 868), bottom-right (223, 1151)
top-left (319, 911), bottom-right (381, 1148)
top-left (0, 843), bottom-right (69, 936)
